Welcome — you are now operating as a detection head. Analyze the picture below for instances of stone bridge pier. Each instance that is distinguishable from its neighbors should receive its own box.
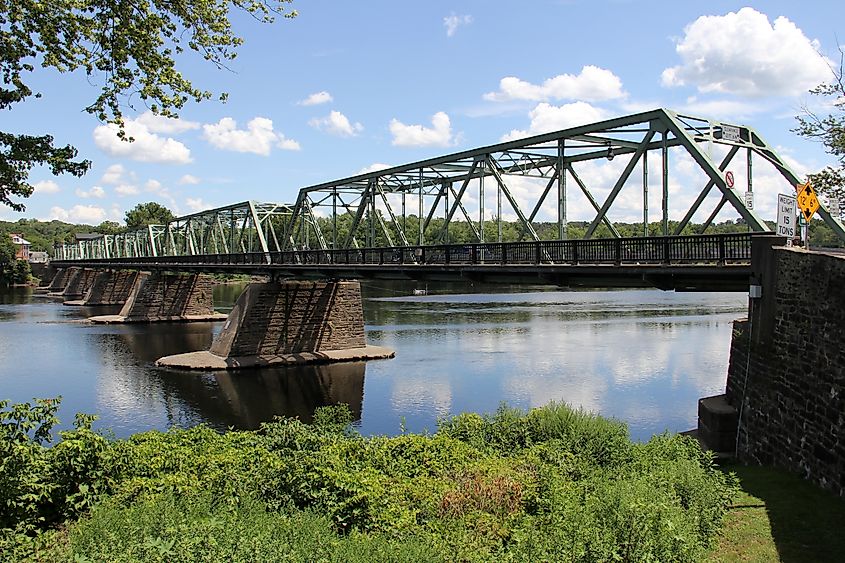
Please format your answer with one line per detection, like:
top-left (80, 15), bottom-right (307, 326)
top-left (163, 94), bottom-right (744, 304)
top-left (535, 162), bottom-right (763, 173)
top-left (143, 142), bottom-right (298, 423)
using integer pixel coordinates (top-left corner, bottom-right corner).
top-left (44, 267), bottom-right (99, 300)
top-left (63, 269), bottom-right (140, 306)
top-left (156, 280), bottom-right (393, 369)
top-left (88, 272), bottom-right (226, 323)
top-left (698, 240), bottom-right (845, 496)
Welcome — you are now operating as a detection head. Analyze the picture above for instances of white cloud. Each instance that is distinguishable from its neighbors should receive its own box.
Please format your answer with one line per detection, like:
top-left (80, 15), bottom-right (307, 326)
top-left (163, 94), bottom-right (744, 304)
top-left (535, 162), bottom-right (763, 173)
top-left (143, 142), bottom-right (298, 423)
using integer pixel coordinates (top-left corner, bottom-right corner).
top-left (202, 117), bottom-right (301, 155)
top-left (93, 118), bottom-right (193, 164)
top-left (135, 111), bottom-right (200, 134)
top-left (75, 186), bottom-right (106, 199)
top-left (679, 97), bottom-right (764, 120)
top-left (357, 163), bottom-right (393, 174)
top-left (662, 7), bottom-right (833, 97)
top-left (309, 110), bottom-right (363, 137)
top-left (49, 205), bottom-right (107, 224)
top-left (484, 66), bottom-right (626, 103)
top-left (138, 179), bottom-right (178, 211)
top-left (444, 13), bottom-right (472, 37)
top-left (99, 164), bottom-right (141, 196)
top-left (115, 184), bottom-right (139, 196)
top-left (100, 164), bottom-right (128, 185)
top-left (390, 111), bottom-right (455, 147)
top-left (298, 91), bottom-right (333, 106)
top-left (501, 101), bottom-right (609, 141)
top-left (185, 197), bottom-right (211, 212)
top-left (179, 174), bottom-right (200, 185)
top-left (32, 180), bottom-right (60, 194)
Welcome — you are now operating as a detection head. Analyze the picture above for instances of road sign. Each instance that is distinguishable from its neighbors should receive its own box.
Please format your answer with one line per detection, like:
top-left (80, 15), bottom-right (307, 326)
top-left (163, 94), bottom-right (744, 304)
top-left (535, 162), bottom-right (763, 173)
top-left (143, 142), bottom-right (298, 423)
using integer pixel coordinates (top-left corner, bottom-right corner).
top-left (796, 182), bottom-right (820, 222)
top-left (829, 196), bottom-right (840, 218)
top-left (725, 171), bottom-right (735, 188)
top-left (722, 124), bottom-right (741, 142)
top-left (776, 194), bottom-right (796, 238)
top-left (744, 191), bottom-right (754, 210)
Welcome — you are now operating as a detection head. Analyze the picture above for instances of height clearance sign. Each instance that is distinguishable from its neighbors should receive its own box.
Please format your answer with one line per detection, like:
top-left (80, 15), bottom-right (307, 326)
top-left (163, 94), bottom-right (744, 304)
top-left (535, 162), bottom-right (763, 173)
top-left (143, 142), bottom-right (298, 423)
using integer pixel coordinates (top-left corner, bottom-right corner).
top-left (796, 182), bottom-right (820, 222)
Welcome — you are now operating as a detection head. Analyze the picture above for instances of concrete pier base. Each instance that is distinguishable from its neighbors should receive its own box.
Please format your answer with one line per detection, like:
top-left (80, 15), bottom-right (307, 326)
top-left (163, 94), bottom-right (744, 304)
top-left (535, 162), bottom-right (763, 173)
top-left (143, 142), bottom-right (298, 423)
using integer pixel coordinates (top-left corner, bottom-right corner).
top-left (696, 394), bottom-right (737, 453)
top-left (89, 272), bottom-right (226, 324)
top-left (156, 280), bottom-right (394, 370)
top-left (64, 270), bottom-right (141, 306)
top-left (41, 267), bottom-right (77, 296)
top-left (60, 268), bottom-right (98, 300)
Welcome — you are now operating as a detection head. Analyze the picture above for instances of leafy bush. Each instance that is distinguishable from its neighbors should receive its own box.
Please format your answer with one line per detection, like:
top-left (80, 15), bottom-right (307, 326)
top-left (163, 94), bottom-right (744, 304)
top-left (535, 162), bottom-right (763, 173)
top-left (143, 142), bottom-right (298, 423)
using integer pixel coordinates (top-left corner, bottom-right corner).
top-left (66, 491), bottom-right (448, 563)
top-left (0, 399), bottom-right (737, 562)
top-left (438, 402), bottom-right (632, 466)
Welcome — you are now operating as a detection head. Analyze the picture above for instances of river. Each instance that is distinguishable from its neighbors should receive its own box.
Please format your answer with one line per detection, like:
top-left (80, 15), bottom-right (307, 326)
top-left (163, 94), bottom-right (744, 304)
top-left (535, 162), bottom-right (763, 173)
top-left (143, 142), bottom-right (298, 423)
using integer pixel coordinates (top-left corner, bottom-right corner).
top-left (0, 282), bottom-right (746, 442)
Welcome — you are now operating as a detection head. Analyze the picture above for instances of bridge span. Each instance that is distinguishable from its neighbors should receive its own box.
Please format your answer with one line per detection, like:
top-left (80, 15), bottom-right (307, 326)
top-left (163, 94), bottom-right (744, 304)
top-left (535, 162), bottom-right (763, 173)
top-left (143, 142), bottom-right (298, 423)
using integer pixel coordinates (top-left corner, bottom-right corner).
top-left (53, 232), bottom-right (759, 292)
top-left (48, 106), bottom-right (831, 369)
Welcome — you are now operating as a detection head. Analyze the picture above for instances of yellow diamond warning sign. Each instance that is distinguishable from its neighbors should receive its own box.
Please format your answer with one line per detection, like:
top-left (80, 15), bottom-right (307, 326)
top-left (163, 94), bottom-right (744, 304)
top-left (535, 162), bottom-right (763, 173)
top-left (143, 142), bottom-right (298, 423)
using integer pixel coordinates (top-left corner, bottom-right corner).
top-left (796, 182), bottom-right (820, 222)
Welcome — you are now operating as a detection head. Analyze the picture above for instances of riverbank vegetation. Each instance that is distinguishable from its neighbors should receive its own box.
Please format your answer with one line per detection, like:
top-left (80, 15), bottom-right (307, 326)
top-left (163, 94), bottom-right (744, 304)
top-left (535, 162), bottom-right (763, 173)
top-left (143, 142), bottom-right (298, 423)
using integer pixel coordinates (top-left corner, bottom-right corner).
top-left (1, 398), bottom-right (738, 562)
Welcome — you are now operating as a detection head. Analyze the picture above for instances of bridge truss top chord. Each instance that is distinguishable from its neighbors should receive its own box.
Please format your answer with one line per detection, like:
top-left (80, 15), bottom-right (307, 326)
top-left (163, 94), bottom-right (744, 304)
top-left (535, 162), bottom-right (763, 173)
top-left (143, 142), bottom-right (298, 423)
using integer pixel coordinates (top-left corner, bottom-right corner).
top-left (55, 108), bottom-right (845, 262)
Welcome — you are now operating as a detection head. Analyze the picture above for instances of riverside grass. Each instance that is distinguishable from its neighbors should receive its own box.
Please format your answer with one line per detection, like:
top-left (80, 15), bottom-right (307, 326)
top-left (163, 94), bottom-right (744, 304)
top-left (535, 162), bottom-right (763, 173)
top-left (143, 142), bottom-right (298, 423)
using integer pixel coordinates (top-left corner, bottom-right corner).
top-left (2, 400), bottom-right (737, 562)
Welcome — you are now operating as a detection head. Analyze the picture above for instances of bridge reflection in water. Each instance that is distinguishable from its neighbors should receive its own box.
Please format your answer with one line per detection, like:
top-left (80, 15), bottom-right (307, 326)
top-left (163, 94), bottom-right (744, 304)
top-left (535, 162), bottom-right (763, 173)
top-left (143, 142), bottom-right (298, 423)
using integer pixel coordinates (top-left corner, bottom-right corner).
top-left (90, 322), bottom-right (364, 432)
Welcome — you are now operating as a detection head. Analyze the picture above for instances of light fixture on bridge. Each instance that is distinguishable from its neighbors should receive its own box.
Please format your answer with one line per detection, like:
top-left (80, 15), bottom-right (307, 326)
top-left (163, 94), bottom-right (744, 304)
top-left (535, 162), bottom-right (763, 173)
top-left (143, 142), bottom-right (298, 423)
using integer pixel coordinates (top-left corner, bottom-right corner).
top-left (605, 146), bottom-right (615, 161)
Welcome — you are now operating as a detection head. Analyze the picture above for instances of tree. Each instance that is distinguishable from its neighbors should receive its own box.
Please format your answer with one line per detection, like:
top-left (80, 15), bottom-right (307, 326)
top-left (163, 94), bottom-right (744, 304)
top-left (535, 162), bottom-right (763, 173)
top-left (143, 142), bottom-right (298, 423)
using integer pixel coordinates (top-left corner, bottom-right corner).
top-left (0, 231), bottom-right (15, 265)
top-left (794, 48), bottom-right (845, 203)
top-left (125, 202), bottom-right (175, 229)
top-left (1, 0), bottom-right (297, 211)
top-left (95, 221), bottom-right (123, 235)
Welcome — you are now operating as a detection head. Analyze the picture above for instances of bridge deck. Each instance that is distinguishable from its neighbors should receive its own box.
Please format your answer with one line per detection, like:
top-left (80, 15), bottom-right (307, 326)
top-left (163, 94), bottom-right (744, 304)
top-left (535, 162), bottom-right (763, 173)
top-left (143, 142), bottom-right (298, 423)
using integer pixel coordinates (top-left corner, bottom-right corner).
top-left (54, 233), bottom-right (755, 291)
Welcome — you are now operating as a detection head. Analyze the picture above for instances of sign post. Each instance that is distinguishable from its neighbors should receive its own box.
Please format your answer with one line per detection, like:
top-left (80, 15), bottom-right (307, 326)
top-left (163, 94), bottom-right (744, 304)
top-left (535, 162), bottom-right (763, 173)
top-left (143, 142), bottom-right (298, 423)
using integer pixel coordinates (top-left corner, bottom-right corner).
top-left (776, 194), bottom-right (797, 245)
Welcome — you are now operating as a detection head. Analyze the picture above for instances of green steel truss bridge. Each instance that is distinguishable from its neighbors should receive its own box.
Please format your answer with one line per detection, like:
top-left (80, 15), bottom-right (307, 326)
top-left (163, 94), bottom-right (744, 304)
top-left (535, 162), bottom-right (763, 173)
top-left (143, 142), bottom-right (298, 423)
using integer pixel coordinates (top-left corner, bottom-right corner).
top-left (53, 109), bottom-right (843, 290)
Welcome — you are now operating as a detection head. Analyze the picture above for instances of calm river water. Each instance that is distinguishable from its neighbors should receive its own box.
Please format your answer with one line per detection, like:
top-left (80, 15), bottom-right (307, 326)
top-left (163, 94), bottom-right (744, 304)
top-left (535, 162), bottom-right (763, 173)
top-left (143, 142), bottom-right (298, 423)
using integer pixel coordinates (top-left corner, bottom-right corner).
top-left (0, 282), bottom-right (746, 442)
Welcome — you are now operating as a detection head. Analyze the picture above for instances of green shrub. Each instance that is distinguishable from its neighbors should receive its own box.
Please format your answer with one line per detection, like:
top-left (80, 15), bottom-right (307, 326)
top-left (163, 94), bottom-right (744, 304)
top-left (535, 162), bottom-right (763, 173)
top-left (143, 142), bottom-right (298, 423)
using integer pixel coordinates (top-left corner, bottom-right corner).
top-left (0, 400), bottom-right (737, 562)
top-left (67, 491), bottom-right (448, 563)
top-left (438, 402), bottom-right (631, 467)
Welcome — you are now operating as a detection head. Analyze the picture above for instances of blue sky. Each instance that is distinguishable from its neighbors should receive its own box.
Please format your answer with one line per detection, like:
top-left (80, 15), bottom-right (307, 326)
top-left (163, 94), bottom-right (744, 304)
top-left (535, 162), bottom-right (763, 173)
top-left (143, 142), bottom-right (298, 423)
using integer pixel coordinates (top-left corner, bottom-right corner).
top-left (4, 1), bottom-right (843, 226)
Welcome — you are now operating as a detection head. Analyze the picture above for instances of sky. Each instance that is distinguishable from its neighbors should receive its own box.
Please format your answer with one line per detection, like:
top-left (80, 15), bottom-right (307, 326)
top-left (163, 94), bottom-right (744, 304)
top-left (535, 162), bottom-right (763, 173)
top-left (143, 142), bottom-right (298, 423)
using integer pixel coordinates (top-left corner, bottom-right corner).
top-left (4, 0), bottom-right (844, 228)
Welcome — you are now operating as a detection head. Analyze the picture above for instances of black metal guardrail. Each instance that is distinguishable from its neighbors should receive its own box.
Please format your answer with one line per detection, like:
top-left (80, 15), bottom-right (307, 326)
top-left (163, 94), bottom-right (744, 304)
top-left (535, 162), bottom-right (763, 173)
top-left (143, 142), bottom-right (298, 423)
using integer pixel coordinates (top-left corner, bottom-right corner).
top-left (62, 233), bottom-right (754, 268)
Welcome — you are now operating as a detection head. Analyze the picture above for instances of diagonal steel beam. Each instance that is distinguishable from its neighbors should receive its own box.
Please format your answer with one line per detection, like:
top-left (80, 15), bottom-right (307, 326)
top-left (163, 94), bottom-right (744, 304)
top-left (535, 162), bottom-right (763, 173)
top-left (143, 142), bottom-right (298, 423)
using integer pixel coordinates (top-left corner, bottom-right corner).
top-left (673, 146), bottom-right (740, 235)
top-left (660, 110), bottom-right (769, 231)
top-left (376, 185), bottom-right (411, 247)
top-left (585, 129), bottom-right (656, 239)
top-left (437, 160), bottom-right (481, 243)
top-left (487, 157), bottom-right (540, 241)
top-left (568, 165), bottom-right (621, 238)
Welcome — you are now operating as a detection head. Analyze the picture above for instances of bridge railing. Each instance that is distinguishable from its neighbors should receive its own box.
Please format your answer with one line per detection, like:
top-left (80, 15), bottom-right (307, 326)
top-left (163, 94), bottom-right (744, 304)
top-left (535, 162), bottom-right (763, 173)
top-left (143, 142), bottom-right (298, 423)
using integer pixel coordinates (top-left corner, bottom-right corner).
top-left (72, 233), bottom-right (753, 268)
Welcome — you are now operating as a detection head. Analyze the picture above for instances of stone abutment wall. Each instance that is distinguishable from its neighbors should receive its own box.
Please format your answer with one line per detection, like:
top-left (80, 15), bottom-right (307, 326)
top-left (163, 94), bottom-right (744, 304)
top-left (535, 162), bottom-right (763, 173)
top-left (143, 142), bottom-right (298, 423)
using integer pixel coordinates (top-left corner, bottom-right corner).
top-left (725, 246), bottom-right (845, 496)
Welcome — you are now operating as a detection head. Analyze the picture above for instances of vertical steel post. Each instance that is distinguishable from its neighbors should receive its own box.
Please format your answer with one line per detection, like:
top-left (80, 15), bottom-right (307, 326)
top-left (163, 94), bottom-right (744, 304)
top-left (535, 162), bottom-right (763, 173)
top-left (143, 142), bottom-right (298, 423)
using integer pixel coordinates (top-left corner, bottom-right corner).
top-left (418, 168), bottom-right (424, 245)
top-left (370, 184), bottom-right (376, 247)
top-left (402, 192), bottom-right (406, 234)
top-left (747, 147), bottom-right (753, 233)
top-left (662, 131), bottom-right (669, 236)
top-left (643, 150), bottom-right (649, 236)
top-left (558, 139), bottom-right (566, 240)
top-left (479, 156), bottom-right (486, 243)
top-left (445, 182), bottom-right (450, 243)
top-left (332, 188), bottom-right (337, 249)
top-left (496, 157), bottom-right (503, 242)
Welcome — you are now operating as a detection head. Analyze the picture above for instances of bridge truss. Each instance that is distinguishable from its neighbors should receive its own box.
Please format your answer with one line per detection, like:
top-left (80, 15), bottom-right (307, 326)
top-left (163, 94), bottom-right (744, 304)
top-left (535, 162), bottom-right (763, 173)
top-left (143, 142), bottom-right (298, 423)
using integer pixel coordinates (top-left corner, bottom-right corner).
top-left (55, 108), bottom-right (845, 261)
